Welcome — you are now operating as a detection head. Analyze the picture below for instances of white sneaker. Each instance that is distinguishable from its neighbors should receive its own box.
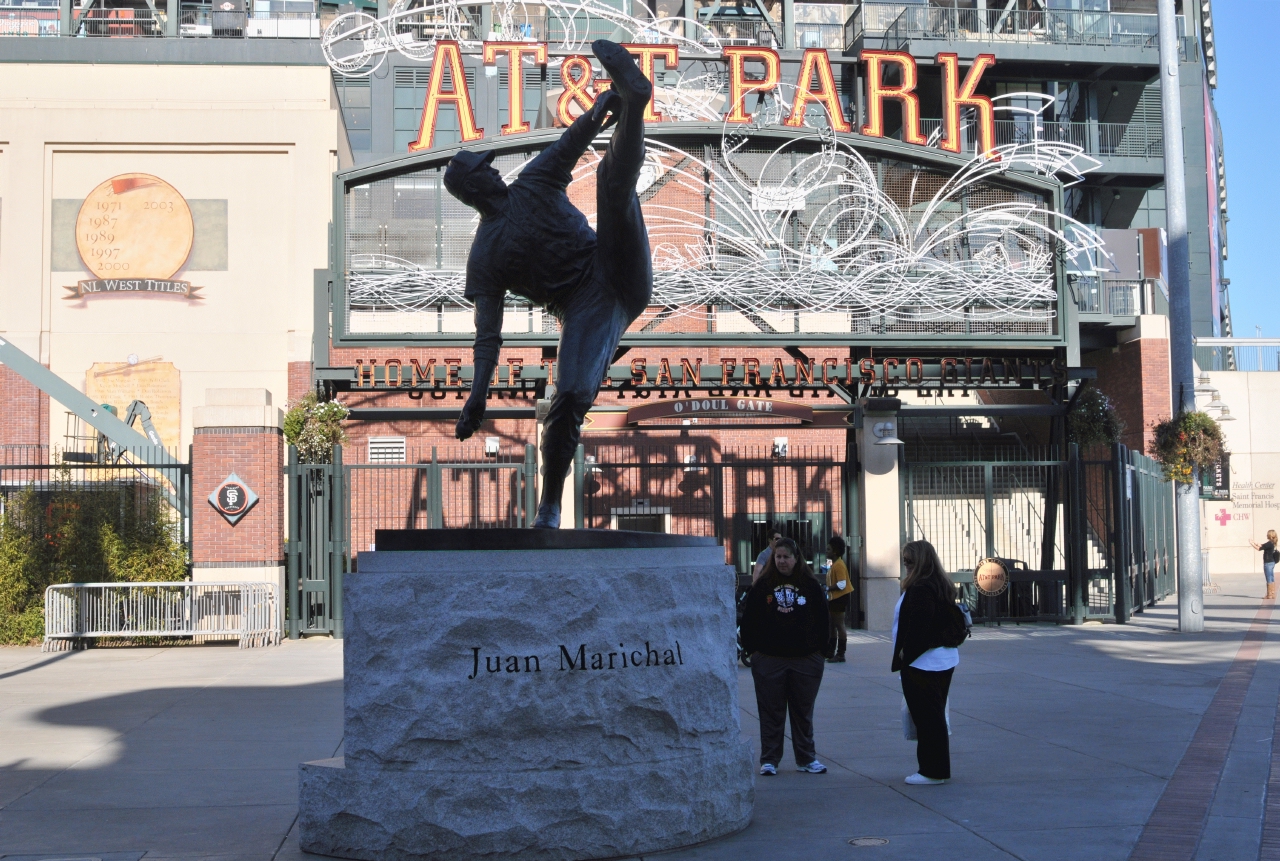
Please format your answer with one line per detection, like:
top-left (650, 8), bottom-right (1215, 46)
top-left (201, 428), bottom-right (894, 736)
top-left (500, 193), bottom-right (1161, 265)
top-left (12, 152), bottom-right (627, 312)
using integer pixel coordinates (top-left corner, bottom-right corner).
top-left (759, 763), bottom-right (777, 776)
top-left (905, 773), bottom-right (948, 785)
top-left (797, 760), bottom-right (828, 774)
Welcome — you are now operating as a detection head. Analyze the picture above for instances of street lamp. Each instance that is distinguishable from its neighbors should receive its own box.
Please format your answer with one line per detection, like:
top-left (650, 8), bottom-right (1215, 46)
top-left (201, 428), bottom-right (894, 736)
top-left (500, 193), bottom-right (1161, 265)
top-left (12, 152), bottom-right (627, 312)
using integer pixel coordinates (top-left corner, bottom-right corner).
top-left (872, 420), bottom-right (904, 446)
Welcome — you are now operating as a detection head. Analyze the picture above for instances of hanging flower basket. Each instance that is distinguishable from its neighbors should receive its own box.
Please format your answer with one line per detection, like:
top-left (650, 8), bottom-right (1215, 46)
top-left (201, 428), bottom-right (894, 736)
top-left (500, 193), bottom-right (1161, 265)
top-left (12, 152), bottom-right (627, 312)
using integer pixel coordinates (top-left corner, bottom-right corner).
top-left (1147, 411), bottom-right (1225, 485)
top-left (1067, 384), bottom-right (1124, 449)
top-left (284, 392), bottom-right (350, 464)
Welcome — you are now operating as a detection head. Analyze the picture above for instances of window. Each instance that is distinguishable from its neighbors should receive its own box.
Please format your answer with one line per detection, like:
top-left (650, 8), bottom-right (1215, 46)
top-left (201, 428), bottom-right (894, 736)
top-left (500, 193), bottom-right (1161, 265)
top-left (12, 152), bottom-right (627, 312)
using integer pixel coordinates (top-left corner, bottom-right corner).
top-left (368, 437), bottom-right (406, 463)
top-left (334, 73), bottom-right (372, 152)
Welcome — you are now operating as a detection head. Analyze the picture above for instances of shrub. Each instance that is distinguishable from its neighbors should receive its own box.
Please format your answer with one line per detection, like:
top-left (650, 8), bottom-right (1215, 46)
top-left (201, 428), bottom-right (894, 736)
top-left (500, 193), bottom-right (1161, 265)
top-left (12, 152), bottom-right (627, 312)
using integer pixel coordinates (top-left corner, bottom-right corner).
top-left (0, 475), bottom-right (188, 645)
top-left (1067, 384), bottom-right (1125, 448)
top-left (0, 606), bottom-right (42, 645)
top-left (284, 392), bottom-right (350, 464)
top-left (1148, 411), bottom-right (1226, 484)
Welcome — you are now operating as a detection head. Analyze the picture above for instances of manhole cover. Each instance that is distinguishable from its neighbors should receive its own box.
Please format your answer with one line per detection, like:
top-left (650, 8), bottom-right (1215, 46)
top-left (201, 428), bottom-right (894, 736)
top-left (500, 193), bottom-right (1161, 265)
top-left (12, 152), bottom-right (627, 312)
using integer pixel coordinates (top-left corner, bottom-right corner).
top-left (848, 837), bottom-right (889, 847)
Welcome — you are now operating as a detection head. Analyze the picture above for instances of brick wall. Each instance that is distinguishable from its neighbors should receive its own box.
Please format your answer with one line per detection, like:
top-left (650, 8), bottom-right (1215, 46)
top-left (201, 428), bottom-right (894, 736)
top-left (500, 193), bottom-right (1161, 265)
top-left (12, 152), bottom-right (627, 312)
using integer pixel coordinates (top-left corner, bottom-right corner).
top-left (0, 365), bottom-right (49, 455)
top-left (193, 427), bottom-right (284, 565)
top-left (1086, 337), bottom-right (1171, 455)
top-left (288, 361), bottom-right (314, 405)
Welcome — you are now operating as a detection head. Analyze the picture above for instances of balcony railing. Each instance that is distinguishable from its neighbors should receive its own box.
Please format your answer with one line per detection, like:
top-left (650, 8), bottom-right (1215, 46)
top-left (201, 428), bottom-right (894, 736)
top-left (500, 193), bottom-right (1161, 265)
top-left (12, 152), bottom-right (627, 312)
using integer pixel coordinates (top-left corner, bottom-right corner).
top-left (700, 17), bottom-right (778, 47)
top-left (848, 2), bottom-right (1185, 50)
top-left (1194, 339), bottom-right (1280, 373)
top-left (1075, 278), bottom-right (1140, 316)
top-left (80, 7), bottom-right (165, 37)
top-left (795, 21), bottom-right (842, 49)
top-left (916, 118), bottom-right (1162, 160)
top-left (0, 5), bottom-right (324, 37)
top-left (0, 8), bottom-right (59, 36)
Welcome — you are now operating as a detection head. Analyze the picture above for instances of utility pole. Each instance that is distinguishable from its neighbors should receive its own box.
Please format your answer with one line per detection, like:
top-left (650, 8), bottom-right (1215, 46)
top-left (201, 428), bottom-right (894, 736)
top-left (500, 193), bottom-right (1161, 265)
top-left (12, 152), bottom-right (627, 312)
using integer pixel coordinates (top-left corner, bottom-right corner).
top-left (1157, 0), bottom-right (1204, 632)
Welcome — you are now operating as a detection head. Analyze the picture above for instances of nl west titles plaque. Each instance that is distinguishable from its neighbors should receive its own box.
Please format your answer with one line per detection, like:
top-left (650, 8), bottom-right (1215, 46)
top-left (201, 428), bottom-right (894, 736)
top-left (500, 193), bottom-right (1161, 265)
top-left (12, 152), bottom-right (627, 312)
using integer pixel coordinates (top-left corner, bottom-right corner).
top-left (67, 173), bottom-right (202, 300)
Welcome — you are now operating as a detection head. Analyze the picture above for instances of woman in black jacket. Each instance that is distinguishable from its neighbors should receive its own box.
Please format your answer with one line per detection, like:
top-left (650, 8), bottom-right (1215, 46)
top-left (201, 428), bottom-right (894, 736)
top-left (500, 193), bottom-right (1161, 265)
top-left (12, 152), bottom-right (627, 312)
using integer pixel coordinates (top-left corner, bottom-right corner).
top-left (740, 537), bottom-right (831, 776)
top-left (892, 539), bottom-right (960, 785)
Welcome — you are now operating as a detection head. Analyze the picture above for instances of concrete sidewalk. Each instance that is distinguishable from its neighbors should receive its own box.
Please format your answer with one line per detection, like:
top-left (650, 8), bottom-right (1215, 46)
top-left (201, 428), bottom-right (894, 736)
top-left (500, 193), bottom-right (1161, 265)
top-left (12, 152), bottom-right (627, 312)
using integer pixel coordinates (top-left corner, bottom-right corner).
top-left (1, 572), bottom-right (1275, 861)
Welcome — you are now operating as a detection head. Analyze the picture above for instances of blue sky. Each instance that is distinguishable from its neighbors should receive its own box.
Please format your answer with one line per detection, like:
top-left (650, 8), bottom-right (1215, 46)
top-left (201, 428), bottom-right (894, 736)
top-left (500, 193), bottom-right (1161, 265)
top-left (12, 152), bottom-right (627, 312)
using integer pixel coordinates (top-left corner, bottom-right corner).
top-left (1213, 1), bottom-right (1280, 337)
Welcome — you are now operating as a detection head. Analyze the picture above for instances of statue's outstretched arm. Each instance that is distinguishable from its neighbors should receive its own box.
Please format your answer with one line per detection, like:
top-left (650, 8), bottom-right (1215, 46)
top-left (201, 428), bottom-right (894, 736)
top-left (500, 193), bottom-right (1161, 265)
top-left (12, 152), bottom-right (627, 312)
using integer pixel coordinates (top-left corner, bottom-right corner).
top-left (456, 292), bottom-right (504, 441)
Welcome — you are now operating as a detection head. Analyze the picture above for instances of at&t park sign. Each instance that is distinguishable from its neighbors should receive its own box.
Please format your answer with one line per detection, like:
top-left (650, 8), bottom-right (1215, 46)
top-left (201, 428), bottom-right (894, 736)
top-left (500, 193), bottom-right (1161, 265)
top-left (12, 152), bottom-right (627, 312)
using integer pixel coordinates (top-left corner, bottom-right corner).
top-left (407, 42), bottom-right (997, 157)
top-left (330, 21), bottom-right (1100, 352)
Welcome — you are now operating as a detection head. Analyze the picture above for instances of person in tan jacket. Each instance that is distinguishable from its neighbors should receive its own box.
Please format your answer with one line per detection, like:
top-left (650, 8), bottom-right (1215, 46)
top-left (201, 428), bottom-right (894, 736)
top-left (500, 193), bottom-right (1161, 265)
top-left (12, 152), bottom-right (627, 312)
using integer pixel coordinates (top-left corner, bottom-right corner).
top-left (825, 536), bottom-right (853, 663)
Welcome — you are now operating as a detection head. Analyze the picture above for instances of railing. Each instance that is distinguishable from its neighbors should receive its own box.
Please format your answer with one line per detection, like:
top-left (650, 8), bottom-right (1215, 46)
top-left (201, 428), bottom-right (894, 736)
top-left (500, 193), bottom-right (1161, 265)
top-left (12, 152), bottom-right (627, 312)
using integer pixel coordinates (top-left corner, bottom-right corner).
top-left (850, 2), bottom-right (1184, 50)
top-left (701, 17), bottom-right (776, 46)
top-left (0, 8), bottom-right (59, 36)
top-left (1195, 338), bottom-right (1280, 372)
top-left (1075, 278), bottom-right (1140, 316)
top-left (79, 7), bottom-right (165, 37)
top-left (794, 21), bottom-right (842, 49)
top-left (0, 6), bottom-right (325, 37)
top-left (43, 582), bottom-right (279, 651)
top-left (1099, 121), bottom-right (1163, 158)
top-left (244, 11), bottom-right (322, 38)
top-left (916, 118), bottom-right (1162, 161)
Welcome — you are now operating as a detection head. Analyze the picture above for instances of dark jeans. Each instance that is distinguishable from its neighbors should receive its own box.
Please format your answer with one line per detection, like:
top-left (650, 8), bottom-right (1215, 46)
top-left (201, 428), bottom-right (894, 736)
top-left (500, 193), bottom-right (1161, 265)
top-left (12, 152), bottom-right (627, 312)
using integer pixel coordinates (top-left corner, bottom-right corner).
top-left (750, 652), bottom-right (825, 766)
top-left (901, 666), bottom-right (954, 779)
top-left (540, 90), bottom-right (652, 509)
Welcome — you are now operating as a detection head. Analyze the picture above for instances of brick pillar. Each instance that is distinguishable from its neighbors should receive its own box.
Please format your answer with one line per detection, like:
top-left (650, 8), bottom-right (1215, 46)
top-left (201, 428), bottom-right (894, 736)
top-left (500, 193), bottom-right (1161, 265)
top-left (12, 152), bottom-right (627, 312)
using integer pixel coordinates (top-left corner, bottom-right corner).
top-left (0, 364), bottom-right (50, 460)
top-left (288, 360), bottom-right (314, 405)
top-left (192, 389), bottom-right (285, 610)
top-left (1085, 315), bottom-right (1172, 455)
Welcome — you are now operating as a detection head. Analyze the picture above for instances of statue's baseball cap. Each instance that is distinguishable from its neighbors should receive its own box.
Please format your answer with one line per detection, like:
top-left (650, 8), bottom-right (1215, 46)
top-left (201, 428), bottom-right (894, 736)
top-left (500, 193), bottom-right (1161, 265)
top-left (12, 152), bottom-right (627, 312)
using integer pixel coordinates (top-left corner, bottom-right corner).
top-left (444, 150), bottom-right (497, 196)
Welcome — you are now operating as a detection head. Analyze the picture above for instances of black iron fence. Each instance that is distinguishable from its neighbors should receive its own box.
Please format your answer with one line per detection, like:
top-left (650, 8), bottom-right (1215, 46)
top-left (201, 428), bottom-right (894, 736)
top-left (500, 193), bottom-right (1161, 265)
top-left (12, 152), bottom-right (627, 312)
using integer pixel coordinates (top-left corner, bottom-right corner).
top-left (284, 443), bottom-right (537, 638)
top-left (580, 443), bottom-right (851, 575)
top-left (0, 447), bottom-right (193, 582)
top-left (902, 443), bottom-right (1174, 625)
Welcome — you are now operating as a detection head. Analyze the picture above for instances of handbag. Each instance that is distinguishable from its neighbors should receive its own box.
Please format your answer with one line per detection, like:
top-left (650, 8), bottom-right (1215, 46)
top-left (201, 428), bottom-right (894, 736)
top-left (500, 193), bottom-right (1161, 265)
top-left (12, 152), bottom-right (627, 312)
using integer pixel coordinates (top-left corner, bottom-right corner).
top-left (901, 696), bottom-right (952, 741)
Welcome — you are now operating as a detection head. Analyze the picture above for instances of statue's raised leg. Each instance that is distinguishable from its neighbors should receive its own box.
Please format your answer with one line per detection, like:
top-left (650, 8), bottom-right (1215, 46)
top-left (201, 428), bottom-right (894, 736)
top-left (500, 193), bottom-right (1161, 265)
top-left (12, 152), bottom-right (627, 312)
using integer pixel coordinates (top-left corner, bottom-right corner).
top-left (533, 41), bottom-right (655, 529)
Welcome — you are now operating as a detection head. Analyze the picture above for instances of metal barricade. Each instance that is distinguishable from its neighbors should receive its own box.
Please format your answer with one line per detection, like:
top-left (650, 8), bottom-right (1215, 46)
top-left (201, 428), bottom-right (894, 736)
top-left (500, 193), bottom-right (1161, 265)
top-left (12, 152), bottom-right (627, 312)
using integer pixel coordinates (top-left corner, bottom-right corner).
top-left (43, 582), bottom-right (279, 651)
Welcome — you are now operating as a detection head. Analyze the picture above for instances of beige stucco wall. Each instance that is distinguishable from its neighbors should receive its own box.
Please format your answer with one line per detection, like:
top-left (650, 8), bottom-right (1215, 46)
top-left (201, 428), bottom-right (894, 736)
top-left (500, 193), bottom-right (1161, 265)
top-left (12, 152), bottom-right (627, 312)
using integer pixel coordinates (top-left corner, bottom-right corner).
top-left (1198, 370), bottom-right (1280, 578)
top-left (0, 63), bottom-right (340, 452)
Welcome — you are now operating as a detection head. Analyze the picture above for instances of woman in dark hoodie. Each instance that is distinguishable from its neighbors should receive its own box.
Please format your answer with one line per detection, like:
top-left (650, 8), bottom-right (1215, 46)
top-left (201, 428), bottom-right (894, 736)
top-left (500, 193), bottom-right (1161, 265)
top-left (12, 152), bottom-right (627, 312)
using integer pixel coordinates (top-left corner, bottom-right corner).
top-left (892, 539), bottom-right (960, 785)
top-left (740, 537), bottom-right (831, 776)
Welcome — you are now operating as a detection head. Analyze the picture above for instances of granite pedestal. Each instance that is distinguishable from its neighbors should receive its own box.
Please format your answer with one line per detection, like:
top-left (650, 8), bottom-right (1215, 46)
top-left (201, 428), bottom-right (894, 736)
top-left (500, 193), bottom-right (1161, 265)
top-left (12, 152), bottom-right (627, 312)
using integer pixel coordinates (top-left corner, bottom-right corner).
top-left (298, 530), bottom-right (755, 861)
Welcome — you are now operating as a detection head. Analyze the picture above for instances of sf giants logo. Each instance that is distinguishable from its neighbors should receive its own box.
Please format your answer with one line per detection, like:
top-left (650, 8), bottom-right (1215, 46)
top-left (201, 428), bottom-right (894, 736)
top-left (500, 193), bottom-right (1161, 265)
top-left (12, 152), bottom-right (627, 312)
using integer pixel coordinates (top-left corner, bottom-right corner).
top-left (217, 482), bottom-right (248, 515)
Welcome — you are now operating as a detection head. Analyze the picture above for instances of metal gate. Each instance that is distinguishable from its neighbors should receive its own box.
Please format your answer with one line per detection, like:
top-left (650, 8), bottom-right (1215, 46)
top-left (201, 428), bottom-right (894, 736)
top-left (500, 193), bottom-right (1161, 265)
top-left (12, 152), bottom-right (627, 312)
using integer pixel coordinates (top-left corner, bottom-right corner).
top-left (902, 443), bottom-right (1175, 624)
top-left (1112, 445), bottom-right (1177, 615)
top-left (581, 443), bottom-right (854, 575)
top-left (285, 443), bottom-right (539, 638)
top-left (285, 450), bottom-right (347, 639)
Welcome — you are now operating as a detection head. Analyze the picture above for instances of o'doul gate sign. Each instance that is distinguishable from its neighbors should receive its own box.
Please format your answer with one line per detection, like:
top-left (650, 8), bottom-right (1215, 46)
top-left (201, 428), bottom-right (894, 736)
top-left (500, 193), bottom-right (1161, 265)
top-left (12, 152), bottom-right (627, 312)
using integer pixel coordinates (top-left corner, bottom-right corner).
top-left (627, 397), bottom-right (813, 425)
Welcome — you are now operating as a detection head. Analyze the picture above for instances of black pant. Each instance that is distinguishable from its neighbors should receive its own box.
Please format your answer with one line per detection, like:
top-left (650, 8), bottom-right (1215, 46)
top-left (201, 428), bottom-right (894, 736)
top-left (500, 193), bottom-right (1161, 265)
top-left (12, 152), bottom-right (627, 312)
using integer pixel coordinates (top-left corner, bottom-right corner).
top-left (901, 666), bottom-right (953, 779)
top-left (828, 596), bottom-right (849, 658)
top-left (750, 652), bottom-right (825, 766)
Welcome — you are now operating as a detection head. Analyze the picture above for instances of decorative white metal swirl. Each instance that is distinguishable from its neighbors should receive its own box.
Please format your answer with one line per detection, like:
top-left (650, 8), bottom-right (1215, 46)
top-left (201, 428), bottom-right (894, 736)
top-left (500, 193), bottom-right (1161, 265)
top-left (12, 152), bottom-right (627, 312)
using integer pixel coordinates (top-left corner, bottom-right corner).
top-left (347, 93), bottom-right (1104, 326)
top-left (323, 0), bottom-right (723, 76)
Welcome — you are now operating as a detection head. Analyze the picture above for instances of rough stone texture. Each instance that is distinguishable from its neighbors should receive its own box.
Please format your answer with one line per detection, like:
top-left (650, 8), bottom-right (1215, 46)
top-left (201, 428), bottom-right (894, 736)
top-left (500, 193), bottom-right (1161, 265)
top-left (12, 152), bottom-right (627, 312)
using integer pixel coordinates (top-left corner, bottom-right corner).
top-left (298, 545), bottom-right (755, 861)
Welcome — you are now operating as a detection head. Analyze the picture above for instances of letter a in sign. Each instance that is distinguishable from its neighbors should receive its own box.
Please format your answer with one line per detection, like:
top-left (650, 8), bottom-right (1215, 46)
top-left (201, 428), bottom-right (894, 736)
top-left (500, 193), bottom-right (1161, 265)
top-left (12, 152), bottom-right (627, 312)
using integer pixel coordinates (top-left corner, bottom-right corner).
top-left (409, 40), bottom-right (483, 151)
top-left (783, 49), bottom-right (850, 132)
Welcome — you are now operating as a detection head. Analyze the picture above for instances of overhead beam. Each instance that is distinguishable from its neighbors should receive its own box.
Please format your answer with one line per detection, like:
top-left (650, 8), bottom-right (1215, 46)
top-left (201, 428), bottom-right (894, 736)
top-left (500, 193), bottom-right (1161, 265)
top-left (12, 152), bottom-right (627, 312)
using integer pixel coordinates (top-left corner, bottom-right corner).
top-left (0, 336), bottom-right (178, 465)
